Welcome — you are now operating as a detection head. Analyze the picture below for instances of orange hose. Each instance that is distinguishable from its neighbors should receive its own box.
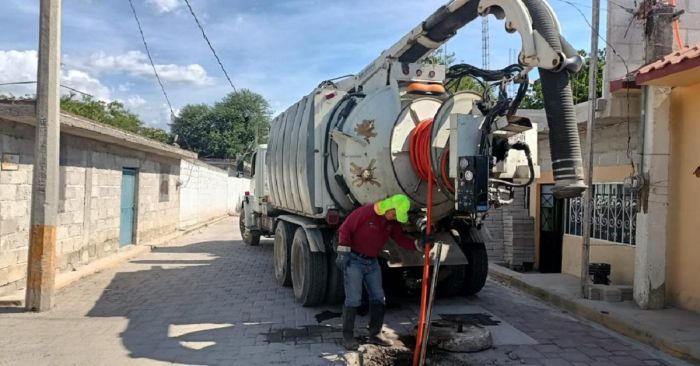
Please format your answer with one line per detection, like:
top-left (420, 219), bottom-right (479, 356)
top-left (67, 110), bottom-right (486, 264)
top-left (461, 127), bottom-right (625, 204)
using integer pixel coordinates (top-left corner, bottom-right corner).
top-left (411, 120), bottom-right (435, 366)
top-left (409, 119), bottom-right (434, 182)
top-left (670, 0), bottom-right (684, 49)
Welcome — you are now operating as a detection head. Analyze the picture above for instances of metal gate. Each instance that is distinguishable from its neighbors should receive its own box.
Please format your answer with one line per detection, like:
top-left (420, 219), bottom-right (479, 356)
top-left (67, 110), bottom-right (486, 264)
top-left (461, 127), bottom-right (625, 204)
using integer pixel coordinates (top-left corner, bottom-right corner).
top-left (539, 184), bottom-right (564, 273)
top-left (120, 168), bottom-right (138, 246)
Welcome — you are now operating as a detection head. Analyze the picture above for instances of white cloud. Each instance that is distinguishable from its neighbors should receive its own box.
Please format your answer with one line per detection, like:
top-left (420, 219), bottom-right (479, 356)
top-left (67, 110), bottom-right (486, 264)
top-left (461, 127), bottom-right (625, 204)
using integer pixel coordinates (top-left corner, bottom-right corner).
top-left (61, 69), bottom-right (111, 100)
top-left (67, 51), bottom-right (214, 86)
top-left (123, 95), bottom-right (146, 108)
top-left (147, 0), bottom-right (184, 13)
top-left (0, 50), bottom-right (111, 100)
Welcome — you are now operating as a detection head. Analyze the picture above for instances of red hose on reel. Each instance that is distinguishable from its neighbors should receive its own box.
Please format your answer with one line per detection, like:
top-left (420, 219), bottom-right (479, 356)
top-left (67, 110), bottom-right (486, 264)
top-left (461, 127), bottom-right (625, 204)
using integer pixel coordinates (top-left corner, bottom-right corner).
top-left (408, 118), bottom-right (453, 365)
top-left (409, 118), bottom-right (455, 193)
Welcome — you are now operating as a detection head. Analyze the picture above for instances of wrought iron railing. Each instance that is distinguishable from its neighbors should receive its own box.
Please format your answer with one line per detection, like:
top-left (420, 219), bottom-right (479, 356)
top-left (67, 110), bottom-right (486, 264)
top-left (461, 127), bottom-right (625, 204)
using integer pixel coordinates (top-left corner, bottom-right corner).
top-left (564, 183), bottom-right (638, 245)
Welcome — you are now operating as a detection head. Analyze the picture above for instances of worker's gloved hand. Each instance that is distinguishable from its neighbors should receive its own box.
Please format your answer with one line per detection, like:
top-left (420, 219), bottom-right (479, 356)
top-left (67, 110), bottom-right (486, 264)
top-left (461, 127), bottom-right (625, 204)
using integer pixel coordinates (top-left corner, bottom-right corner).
top-left (415, 217), bottom-right (428, 233)
top-left (414, 234), bottom-right (434, 252)
top-left (335, 245), bottom-right (351, 270)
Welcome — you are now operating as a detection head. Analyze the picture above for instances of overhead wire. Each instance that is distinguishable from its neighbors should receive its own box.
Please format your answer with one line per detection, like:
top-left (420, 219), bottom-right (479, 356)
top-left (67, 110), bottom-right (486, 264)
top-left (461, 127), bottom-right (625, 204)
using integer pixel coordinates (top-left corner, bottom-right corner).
top-left (182, 0), bottom-right (238, 94)
top-left (127, 0), bottom-right (176, 120)
top-left (0, 81), bottom-right (94, 97)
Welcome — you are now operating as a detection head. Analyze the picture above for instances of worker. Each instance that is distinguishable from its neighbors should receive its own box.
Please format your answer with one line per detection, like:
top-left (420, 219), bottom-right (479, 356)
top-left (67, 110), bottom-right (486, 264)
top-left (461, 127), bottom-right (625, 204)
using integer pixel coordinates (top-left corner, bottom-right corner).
top-left (335, 193), bottom-right (430, 350)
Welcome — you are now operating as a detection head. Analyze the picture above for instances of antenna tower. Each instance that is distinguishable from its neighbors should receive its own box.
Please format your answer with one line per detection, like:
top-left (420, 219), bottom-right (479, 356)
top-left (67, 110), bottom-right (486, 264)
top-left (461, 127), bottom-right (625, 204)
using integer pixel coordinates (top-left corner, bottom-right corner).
top-left (481, 16), bottom-right (490, 69)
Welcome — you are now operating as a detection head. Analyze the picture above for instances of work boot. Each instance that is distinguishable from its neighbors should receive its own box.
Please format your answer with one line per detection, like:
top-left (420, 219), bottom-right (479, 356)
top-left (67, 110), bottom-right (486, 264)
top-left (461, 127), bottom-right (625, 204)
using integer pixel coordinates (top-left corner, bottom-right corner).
top-left (367, 304), bottom-right (392, 347)
top-left (342, 306), bottom-right (360, 350)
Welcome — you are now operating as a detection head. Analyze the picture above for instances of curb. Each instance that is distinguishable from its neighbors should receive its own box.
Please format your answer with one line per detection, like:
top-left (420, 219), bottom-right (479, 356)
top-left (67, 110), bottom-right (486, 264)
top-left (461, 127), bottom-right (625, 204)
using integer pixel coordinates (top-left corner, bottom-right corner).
top-left (488, 266), bottom-right (700, 365)
top-left (2, 215), bottom-right (231, 308)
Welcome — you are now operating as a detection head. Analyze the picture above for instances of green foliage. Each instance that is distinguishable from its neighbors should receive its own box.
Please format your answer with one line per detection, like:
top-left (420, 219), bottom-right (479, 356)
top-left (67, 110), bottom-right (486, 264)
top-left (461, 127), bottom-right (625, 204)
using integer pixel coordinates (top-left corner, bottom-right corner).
top-left (0, 93), bottom-right (173, 144)
top-left (58, 94), bottom-right (172, 144)
top-left (520, 49), bottom-right (605, 109)
top-left (171, 89), bottom-right (271, 159)
top-left (424, 47), bottom-right (485, 94)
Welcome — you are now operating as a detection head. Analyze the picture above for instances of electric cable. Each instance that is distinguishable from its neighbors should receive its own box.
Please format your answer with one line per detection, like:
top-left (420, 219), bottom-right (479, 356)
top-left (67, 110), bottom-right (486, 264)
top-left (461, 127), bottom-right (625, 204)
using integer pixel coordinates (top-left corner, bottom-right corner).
top-left (0, 81), bottom-right (93, 98)
top-left (182, 0), bottom-right (238, 93)
top-left (127, 0), bottom-right (176, 120)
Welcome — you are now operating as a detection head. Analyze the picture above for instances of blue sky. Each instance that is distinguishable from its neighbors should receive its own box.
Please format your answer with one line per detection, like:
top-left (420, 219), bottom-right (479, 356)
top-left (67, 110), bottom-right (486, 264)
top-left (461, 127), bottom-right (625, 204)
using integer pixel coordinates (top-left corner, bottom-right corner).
top-left (0, 0), bottom-right (607, 129)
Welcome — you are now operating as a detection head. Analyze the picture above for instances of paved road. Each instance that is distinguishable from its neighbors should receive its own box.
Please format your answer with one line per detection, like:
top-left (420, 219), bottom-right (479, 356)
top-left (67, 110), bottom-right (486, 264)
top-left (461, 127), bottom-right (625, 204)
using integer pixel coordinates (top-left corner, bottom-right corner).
top-left (0, 217), bottom-right (688, 366)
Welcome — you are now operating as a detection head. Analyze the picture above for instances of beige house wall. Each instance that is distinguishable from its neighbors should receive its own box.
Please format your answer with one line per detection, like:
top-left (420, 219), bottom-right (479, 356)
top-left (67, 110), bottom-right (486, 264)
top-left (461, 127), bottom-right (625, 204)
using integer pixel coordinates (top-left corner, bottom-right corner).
top-left (561, 235), bottom-right (636, 285)
top-left (667, 82), bottom-right (700, 313)
top-left (533, 118), bottom-right (639, 273)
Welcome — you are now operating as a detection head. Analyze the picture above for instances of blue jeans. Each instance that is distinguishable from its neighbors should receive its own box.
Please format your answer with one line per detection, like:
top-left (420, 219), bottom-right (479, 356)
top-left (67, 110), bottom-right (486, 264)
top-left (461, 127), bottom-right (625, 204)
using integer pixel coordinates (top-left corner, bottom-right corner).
top-left (344, 252), bottom-right (385, 307)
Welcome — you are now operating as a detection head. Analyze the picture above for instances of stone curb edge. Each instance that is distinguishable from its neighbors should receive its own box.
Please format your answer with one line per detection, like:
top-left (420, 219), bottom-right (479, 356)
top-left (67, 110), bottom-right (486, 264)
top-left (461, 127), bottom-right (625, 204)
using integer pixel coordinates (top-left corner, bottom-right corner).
top-left (488, 267), bottom-right (700, 366)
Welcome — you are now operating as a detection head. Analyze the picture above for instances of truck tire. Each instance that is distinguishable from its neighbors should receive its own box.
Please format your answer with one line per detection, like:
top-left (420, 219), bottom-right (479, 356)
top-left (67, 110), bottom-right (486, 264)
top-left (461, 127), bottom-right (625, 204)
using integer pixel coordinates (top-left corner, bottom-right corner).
top-left (239, 208), bottom-right (261, 246)
top-left (462, 242), bottom-right (488, 295)
top-left (291, 228), bottom-right (328, 306)
top-left (274, 222), bottom-right (294, 287)
top-left (437, 265), bottom-right (466, 297)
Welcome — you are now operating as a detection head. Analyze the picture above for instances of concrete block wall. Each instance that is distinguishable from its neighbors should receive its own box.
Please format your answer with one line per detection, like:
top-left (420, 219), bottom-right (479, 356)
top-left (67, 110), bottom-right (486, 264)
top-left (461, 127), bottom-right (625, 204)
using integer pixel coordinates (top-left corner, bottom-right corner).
top-left (604, 0), bottom-right (700, 95)
top-left (179, 159), bottom-right (230, 229)
top-left (0, 121), bottom-right (33, 294)
top-left (484, 187), bottom-right (532, 265)
top-left (0, 118), bottom-right (181, 295)
top-left (538, 120), bottom-right (640, 173)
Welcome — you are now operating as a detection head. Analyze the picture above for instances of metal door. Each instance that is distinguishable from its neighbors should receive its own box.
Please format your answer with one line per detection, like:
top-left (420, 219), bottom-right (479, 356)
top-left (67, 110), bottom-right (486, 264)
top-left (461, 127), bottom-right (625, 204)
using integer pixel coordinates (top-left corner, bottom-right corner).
top-left (539, 184), bottom-right (564, 273)
top-left (120, 168), bottom-right (137, 246)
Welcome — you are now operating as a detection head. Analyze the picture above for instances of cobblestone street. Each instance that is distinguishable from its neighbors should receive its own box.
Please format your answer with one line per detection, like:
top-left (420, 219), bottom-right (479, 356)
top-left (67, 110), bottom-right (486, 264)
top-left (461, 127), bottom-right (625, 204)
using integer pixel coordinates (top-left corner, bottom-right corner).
top-left (0, 217), bottom-right (689, 366)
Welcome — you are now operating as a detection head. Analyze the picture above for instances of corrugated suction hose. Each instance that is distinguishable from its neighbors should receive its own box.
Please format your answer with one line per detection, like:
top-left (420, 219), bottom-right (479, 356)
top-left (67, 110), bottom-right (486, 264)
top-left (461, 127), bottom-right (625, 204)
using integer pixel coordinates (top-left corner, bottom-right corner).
top-left (523, 0), bottom-right (587, 198)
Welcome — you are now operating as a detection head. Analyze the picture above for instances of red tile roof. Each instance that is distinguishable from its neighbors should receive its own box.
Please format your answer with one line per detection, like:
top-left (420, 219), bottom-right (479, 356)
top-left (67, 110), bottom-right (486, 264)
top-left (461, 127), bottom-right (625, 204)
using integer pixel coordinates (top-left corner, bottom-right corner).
top-left (637, 44), bottom-right (700, 84)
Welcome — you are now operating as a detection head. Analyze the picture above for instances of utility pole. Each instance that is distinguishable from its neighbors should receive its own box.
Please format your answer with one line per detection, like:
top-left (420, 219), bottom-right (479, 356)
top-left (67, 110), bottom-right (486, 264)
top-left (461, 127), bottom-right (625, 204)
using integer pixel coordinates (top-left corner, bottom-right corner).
top-left (580, 0), bottom-right (601, 299)
top-left (26, 0), bottom-right (61, 312)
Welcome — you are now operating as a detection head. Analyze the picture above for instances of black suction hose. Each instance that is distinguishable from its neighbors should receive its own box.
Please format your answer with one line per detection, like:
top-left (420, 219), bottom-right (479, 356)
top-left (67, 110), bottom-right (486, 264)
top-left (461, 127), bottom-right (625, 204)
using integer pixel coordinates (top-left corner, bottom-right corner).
top-left (523, 0), bottom-right (586, 198)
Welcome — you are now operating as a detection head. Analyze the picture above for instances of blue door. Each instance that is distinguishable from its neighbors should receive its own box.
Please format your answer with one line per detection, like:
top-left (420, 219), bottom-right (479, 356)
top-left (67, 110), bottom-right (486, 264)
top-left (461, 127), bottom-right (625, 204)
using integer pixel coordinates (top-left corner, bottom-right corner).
top-left (120, 168), bottom-right (137, 246)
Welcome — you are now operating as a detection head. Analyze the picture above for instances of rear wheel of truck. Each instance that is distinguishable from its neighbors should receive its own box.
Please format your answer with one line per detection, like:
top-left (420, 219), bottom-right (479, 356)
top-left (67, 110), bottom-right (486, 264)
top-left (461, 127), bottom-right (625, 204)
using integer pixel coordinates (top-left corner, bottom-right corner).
top-left (437, 265), bottom-right (466, 297)
top-left (274, 221), bottom-right (294, 287)
top-left (239, 208), bottom-right (261, 246)
top-left (462, 242), bottom-right (488, 295)
top-left (324, 231), bottom-right (344, 305)
top-left (291, 228), bottom-right (328, 306)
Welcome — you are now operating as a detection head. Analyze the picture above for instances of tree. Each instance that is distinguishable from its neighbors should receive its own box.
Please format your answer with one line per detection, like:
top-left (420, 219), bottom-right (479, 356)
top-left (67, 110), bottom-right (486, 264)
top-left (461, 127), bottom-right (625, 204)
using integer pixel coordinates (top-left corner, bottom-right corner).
top-left (60, 94), bottom-right (172, 144)
top-left (171, 89), bottom-right (271, 159)
top-left (520, 49), bottom-right (605, 109)
top-left (0, 93), bottom-right (173, 144)
top-left (423, 47), bottom-right (485, 94)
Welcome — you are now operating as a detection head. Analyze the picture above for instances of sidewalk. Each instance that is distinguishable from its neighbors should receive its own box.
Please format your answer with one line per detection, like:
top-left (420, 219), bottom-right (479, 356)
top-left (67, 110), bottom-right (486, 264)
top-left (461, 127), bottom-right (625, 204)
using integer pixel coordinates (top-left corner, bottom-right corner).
top-left (489, 263), bottom-right (700, 365)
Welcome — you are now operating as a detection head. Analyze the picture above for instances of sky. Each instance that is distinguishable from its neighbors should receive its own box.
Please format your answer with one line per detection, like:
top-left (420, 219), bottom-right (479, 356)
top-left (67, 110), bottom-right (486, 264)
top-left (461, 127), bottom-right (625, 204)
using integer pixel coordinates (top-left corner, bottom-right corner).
top-left (0, 0), bottom-right (607, 130)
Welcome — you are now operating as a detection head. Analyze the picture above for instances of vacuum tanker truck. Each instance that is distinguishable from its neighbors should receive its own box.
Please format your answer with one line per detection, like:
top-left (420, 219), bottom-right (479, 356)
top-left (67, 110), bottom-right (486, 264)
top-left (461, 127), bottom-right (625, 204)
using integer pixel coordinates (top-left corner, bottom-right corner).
top-left (240, 0), bottom-right (586, 306)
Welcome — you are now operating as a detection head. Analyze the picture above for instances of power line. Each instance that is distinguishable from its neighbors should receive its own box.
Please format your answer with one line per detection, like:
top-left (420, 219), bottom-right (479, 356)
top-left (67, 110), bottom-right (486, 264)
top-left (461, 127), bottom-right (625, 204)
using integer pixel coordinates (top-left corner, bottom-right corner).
top-left (182, 0), bottom-right (237, 93)
top-left (0, 81), bottom-right (93, 97)
top-left (127, 0), bottom-right (176, 119)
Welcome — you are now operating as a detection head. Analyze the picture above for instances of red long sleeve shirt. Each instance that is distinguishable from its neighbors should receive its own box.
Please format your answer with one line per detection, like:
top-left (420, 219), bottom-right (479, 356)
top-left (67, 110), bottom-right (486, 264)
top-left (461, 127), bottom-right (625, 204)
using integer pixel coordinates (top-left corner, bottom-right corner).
top-left (338, 204), bottom-right (416, 257)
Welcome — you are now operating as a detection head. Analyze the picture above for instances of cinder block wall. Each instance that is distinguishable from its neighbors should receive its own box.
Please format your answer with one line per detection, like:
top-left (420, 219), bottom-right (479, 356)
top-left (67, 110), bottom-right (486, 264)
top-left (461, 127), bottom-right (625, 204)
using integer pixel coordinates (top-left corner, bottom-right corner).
top-left (178, 159), bottom-right (230, 229)
top-left (0, 118), bottom-right (181, 295)
top-left (604, 0), bottom-right (700, 96)
top-left (538, 121), bottom-right (640, 173)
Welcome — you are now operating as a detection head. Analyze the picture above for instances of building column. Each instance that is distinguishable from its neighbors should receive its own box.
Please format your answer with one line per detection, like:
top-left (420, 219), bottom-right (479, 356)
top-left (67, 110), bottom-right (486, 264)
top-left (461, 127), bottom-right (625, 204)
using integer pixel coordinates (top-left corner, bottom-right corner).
top-left (634, 85), bottom-right (671, 310)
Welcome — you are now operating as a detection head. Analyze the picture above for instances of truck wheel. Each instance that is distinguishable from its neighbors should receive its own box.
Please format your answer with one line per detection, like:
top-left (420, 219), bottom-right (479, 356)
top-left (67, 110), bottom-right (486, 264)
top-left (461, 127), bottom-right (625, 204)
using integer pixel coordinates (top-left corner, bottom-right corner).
top-left (274, 222), bottom-right (294, 287)
top-left (240, 208), bottom-right (260, 246)
top-left (291, 228), bottom-right (328, 306)
top-left (437, 265), bottom-right (466, 297)
top-left (462, 242), bottom-right (488, 295)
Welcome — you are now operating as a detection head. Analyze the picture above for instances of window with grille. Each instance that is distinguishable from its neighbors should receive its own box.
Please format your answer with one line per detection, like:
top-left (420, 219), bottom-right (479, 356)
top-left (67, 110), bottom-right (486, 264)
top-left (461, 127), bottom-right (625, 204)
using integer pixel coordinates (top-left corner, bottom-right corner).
top-left (564, 183), bottom-right (638, 245)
